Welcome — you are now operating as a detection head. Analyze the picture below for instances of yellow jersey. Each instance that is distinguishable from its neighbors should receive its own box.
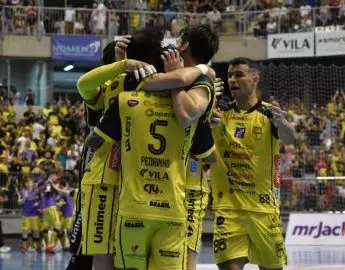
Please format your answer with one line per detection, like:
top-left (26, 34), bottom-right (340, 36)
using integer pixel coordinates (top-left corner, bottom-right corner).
top-left (94, 75), bottom-right (215, 222)
top-left (211, 100), bottom-right (281, 214)
top-left (80, 73), bottom-right (137, 186)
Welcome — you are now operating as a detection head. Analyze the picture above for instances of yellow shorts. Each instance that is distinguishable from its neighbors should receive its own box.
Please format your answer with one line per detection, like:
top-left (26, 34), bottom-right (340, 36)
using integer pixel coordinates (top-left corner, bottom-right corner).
top-left (185, 189), bottom-right (209, 253)
top-left (42, 206), bottom-right (61, 229)
top-left (22, 216), bottom-right (40, 232)
top-left (62, 217), bottom-right (74, 230)
top-left (213, 210), bottom-right (287, 269)
top-left (115, 215), bottom-right (187, 270)
top-left (81, 184), bottom-right (118, 255)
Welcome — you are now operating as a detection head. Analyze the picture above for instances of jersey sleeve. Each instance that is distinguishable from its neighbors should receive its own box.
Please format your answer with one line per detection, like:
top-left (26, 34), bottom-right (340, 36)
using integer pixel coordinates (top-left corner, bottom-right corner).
top-left (190, 118), bottom-right (215, 160)
top-left (84, 103), bottom-right (103, 130)
top-left (94, 96), bottom-right (121, 144)
top-left (77, 60), bottom-right (127, 105)
top-left (189, 74), bottom-right (214, 102)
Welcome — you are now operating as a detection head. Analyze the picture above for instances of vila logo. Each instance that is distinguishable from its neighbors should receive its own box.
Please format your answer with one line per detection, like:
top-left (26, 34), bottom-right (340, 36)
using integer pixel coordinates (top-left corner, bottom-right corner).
top-left (272, 38), bottom-right (310, 50)
top-left (292, 222), bottom-right (345, 238)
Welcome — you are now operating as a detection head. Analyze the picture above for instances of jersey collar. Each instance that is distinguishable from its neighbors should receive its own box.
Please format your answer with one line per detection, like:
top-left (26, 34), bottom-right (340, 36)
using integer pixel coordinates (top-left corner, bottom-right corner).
top-left (232, 99), bottom-right (262, 113)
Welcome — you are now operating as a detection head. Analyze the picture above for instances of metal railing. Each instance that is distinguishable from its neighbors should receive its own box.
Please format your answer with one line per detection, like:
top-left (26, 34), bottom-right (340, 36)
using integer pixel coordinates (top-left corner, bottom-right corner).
top-left (1, 5), bottom-right (344, 41)
top-left (1, 171), bottom-right (344, 215)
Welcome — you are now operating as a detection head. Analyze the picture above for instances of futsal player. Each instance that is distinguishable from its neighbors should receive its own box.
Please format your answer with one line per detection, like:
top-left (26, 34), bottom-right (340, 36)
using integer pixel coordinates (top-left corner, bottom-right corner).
top-left (77, 27), bottom-right (217, 270)
top-left (18, 178), bottom-right (41, 253)
top-left (86, 24), bottom-right (219, 270)
top-left (210, 57), bottom-right (295, 270)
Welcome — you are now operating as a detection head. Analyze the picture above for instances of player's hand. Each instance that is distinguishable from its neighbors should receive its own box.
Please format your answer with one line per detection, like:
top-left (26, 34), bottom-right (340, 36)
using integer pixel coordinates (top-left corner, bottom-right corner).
top-left (270, 105), bottom-right (288, 125)
top-left (207, 67), bottom-right (216, 79)
top-left (161, 49), bottom-right (184, 72)
top-left (210, 107), bottom-right (222, 128)
top-left (115, 35), bottom-right (131, 61)
top-left (215, 78), bottom-right (224, 97)
top-left (125, 59), bottom-right (157, 81)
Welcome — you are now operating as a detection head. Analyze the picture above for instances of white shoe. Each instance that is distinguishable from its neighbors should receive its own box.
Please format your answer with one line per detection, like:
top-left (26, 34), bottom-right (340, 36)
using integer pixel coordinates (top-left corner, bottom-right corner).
top-left (54, 245), bottom-right (62, 253)
top-left (28, 246), bottom-right (35, 252)
top-left (0, 246), bottom-right (11, 253)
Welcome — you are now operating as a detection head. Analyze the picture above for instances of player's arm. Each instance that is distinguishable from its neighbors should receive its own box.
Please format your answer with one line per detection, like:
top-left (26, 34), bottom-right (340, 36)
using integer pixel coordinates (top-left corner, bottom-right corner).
top-left (77, 59), bottom-right (153, 105)
top-left (172, 74), bottom-right (215, 128)
top-left (190, 118), bottom-right (217, 164)
top-left (141, 50), bottom-right (213, 91)
top-left (270, 106), bottom-right (296, 145)
top-left (85, 97), bottom-right (122, 150)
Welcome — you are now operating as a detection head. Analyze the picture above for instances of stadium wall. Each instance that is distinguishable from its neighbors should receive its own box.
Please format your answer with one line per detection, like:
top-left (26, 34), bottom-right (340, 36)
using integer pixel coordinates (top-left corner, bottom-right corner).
top-left (0, 35), bottom-right (267, 62)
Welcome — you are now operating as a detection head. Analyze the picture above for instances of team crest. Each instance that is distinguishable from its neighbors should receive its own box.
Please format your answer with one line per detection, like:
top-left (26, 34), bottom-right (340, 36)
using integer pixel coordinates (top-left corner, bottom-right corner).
top-left (252, 126), bottom-right (262, 140)
top-left (234, 127), bottom-right (245, 138)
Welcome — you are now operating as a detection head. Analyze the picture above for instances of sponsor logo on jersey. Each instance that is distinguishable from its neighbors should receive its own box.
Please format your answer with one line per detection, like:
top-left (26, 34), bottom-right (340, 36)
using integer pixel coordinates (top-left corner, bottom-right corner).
top-left (229, 178), bottom-right (255, 188)
top-left (70, 212), bottom-right (81, 244)
top-left (145, 109), bottom-right (175, 118)
top-left (234, 127), bottom-right (246, 138)
top-left (229, 188), bottom-right (256, 195)
top-left (108, 142), bottom-right (121, 171)
top-left (227, 171), bottom-right (254, 181)
top-left (141, 156), bottom-right (170, 168)
top-left (159, 249), bottom-right (180, 258)
top-left (144, 183), bottom-right (162, 194)
top-left (216, 216), bottom-right (225, 225)
top-left (223, 151), bottom-right (252, 160)
top-left (140, 169), bottom-right (169, 181)
top-left (230, 162), bottom-right (252, 170)
top-left (275, 242), bottom-right (285, 258)
top-left (218, 192), bottom-right (223, 198)
top-left (125, 116), bottom-right (132, 152)
top-left (187, 190), bottom-right (196, 223)
top-left (181, 127), bottom-right (191, 160)
top-left (110, 81), bottom-right (119, 90)
top-left (93, 193), bottom-right (107, 244)
top-left (274, 155), bottom-right (281, 188)
top-left (187, 225), bottom-right (193, 237)
top-left (190, 159), bottom-right (198, 174)
top-left (124, 221), bottom-right (144, 228)
top-left (149, 200), bottom-right (171, 208)
top-left (131, 244), bottom-right (139, 253)
top-left (127, 100), bottom-right (139, 107)
top-left (144, 100), bottom-right (172, 108)
top-left (252, 126), bottom-right (263, 140)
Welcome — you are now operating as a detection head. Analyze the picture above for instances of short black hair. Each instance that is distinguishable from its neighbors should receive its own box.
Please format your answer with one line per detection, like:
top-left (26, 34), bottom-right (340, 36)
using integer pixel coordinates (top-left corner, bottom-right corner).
top-left (102, 41), bottom-right (116, 65)
top-left (126, 27), bottom-right (164, 64)
top-left (229, 57), bottom-right (260, 74)
top-left (102, 28), bottom-right (164, 66)
top-left (180, 24), bottom-right (219, 64)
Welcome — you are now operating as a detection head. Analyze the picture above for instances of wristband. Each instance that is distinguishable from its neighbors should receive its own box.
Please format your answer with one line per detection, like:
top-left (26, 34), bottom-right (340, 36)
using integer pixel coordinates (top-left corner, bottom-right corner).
top-left (195, 64), bottom-right (208, 75)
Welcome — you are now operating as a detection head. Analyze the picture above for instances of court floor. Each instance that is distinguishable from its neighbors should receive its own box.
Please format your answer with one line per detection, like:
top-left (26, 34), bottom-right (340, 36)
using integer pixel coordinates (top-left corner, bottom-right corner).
top-left (1, 241), bottom-right (345, 270)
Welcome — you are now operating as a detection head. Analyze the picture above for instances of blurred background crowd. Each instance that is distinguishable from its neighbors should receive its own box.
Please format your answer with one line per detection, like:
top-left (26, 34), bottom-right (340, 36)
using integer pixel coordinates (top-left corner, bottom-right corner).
top-left (1, 0), bottom-right (345, 38)
top-left (0, 75), bottom-right (345, 214)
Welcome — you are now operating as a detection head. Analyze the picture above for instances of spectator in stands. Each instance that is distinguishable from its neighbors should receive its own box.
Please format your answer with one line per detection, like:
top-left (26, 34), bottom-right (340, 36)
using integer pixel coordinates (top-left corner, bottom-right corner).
top-left (64, 4), bottom-right (75, 34)
top-left (25, 89), bottom-right (35, 106)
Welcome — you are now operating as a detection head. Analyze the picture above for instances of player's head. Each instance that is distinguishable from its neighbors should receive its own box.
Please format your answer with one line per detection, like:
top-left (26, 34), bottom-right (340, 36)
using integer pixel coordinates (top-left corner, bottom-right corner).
top-left (102, 41), bottom-right (116, 65)
top-left (227, 57), bottom-right (260, 100)
top-left (176, 24), bottom-right (219, 65)
top-left (126, 27), bottom-right (164, 65)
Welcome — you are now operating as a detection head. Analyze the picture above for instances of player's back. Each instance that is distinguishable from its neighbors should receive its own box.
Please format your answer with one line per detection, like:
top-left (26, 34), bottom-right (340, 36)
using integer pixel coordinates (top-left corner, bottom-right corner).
top-left (118, 91), bottom-right (198, 222)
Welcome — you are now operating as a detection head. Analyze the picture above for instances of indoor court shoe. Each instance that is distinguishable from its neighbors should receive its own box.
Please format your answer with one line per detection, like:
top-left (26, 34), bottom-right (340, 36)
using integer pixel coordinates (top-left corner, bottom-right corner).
top-left (0, 246), bottom-right (11, 253)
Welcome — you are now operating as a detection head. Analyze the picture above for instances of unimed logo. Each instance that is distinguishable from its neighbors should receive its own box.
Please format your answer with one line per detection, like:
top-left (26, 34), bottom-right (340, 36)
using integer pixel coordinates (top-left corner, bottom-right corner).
top-left (292, 222), bottom-right (345, 238)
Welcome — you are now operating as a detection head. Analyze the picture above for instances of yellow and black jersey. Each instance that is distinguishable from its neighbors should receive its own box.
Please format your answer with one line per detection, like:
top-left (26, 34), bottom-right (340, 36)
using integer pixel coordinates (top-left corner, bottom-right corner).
top-left (211, 100), bottom-right (281, 214)
top-left (94, 75), bottom-right (215, 222)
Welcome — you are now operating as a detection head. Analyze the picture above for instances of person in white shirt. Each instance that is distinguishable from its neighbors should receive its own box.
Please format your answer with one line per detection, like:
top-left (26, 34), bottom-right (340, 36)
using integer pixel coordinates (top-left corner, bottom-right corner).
top-left (95, 0), bottom-right (107, 35)
top-left (32, 119), bottom-right (45, 140)
top-left (64, 4), bottom-right (75, 34)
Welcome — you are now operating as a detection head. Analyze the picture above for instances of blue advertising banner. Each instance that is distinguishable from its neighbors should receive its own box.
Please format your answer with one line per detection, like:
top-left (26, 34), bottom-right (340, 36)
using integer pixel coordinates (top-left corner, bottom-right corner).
top-left (52, 35), bottom-right (102, 61)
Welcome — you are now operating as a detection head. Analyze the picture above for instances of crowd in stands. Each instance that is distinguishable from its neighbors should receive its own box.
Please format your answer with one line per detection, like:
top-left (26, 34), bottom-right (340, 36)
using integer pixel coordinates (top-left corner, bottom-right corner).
top-left (280, 90), bottom-right (345, 212)
top-left (0, 93), bottom-right (85, 213)
top-left (0, 77), bottom-right (345, 213)
top-left (1, 0), bottom-right (345, 37)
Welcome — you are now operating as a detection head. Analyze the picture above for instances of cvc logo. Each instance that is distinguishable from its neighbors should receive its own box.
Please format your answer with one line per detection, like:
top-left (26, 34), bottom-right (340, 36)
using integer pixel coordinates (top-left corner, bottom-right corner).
top-left (292, 222), bottom-right (345, 238)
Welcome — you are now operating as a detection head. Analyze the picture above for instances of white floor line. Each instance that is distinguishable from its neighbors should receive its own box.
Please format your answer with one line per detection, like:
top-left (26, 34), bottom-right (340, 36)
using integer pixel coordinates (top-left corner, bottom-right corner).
top-left (197, 264), bottom-right (345, 270)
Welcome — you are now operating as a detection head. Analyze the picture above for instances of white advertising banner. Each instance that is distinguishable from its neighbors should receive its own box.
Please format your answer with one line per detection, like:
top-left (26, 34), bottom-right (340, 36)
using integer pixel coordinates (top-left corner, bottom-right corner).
top-left (267, 32), bottom-right (314, 59)
top-left (286, 213), bottom-right (345, 245)
top-left (316, 31), bottom-right (345, 56)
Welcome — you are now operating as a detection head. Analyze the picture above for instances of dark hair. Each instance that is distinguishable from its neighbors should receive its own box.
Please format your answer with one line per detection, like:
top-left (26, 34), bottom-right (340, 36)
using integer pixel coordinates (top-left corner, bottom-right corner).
top-left (228, 57), bottom-right (260, 74)
top-left (102, 28), bottom-right (164, 66)
top-left (102, 41), bottom-right (116, 65)
top-left (126, 27), bottom-right (164, 63)
top-left (180, 24), bottom-right (219, 64)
